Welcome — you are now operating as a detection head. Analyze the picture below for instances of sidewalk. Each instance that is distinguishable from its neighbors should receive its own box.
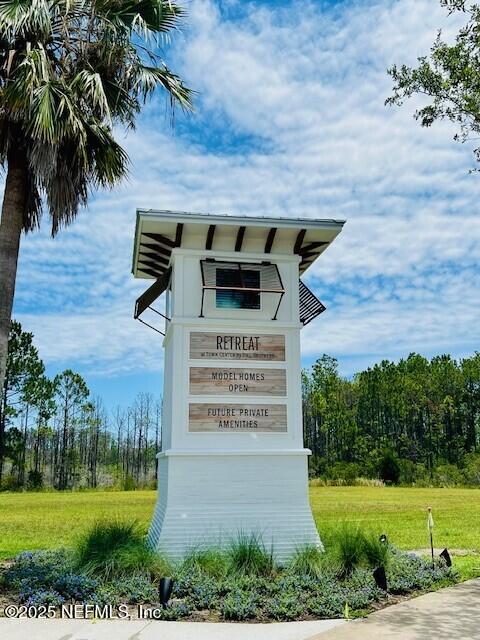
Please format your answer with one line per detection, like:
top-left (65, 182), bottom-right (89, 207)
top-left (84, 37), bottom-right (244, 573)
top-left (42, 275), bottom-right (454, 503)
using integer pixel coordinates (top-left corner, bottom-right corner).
top-left (309, 578), bottom-right (480, 640)
top-left (0, 618), bottom-right (344, 640)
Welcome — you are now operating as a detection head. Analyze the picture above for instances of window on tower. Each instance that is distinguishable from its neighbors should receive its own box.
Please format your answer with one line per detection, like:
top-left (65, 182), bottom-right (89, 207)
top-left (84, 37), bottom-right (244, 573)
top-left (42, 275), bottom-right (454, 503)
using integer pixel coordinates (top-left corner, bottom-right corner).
top-left (215, 267), bottom-right (261, 310)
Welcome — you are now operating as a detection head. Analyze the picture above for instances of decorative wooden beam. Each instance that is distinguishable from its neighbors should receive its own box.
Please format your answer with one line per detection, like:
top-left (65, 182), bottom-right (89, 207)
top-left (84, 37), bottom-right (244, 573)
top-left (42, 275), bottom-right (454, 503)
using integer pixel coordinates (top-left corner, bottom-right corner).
top-left (138, 267), bottom-right (163, 278)
top-left (175, 223), bottom-right (183, 247)
top-left (206, 224), bottom-right (216, 250)
top-left (139, 251), bottom-right (169, 266)
top-left (298, 251), bottom-right (320, 262)
top-left (138, 259), bottom-right (166, 273)
top-left (293, 229), bottom-right (307, 254)
top-left (298, 241), bottom-right (328, 256)
top-left (235, 226), bottom-right (246, 252)
top-left (142, 232), bottom-right (176, 248)
top-left (264, 228), bottom-right (277, 254)
top-left (140, 242), bottom-right (172, 258)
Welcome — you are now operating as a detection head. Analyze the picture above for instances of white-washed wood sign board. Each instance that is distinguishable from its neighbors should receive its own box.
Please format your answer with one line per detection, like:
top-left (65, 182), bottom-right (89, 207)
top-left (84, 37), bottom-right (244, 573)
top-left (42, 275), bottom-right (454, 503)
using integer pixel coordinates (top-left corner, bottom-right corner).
top-left (189, 403), bottom-right (287, 432)
top-left (190, 332), bottom-right (285, 361)
top-left (189, 367), bottom-right (287, 396)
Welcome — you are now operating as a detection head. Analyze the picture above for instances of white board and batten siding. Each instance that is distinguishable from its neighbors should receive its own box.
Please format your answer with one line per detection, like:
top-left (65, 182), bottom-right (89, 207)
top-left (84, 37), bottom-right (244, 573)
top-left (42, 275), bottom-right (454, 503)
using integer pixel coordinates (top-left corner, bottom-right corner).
top-left (148, 246), bottom-right (322, 561)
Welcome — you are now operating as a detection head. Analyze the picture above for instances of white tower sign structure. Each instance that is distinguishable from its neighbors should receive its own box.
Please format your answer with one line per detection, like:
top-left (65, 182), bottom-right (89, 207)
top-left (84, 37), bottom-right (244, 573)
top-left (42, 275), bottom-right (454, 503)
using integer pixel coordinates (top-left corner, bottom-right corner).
top-left (132, 210), bottom-right (344, 560)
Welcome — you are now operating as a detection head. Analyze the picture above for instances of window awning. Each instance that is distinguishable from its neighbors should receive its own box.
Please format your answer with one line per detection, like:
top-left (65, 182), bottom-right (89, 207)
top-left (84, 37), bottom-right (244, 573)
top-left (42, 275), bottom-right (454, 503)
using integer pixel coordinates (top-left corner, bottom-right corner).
top-left (134, 267), bottom-right (171, 335)
top-left (299, 279), bottom-right (326, 326)
top-left (200, 260), bottom-right (285, 319)
top-left (133, 263), bottom-right (327, 334)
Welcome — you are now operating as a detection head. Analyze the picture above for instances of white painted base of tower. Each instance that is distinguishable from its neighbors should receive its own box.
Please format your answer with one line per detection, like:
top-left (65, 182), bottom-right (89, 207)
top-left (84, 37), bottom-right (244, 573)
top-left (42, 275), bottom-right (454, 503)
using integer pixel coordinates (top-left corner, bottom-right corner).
top-left (148, 450), bottom-right (321, 562)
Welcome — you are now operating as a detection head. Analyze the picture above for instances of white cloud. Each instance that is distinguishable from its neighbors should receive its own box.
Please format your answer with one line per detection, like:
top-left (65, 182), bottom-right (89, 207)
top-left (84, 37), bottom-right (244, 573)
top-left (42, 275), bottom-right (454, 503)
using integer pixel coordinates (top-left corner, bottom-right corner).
top-left (13, 0), bottom-right (480, 383)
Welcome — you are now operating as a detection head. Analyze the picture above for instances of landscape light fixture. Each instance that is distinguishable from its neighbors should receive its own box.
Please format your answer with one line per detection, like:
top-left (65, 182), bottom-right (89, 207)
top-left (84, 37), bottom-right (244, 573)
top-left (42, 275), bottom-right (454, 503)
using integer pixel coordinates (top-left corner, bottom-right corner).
top-left (440, 548), bottom-right (452, 567)
top-left (158, 577), bottom-right (174, 608)
top-left (372, 566), bottom-right (388, 592)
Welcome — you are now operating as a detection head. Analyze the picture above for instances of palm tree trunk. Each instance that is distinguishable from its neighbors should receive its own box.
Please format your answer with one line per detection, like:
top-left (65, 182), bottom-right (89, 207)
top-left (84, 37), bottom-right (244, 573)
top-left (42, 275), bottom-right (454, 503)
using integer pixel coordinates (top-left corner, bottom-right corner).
top-left (0, 149), bottom-right (27, 475)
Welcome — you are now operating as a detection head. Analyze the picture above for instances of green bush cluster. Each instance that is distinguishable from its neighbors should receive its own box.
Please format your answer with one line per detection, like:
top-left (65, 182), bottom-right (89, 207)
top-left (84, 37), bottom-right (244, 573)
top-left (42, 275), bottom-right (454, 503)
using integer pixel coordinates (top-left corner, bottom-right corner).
top-left (1, 521), bottom-right (457, 622)
top-left (310, 452), bottom-right (480, 487)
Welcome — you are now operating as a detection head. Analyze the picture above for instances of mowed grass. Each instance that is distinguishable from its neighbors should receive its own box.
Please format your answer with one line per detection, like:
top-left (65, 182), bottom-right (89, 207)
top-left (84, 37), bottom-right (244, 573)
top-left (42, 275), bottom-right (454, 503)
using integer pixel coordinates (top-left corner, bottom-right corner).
top-left (310, 486), bottom-right (480, 552)
top-left (0, 487), bottom-right (479, 561)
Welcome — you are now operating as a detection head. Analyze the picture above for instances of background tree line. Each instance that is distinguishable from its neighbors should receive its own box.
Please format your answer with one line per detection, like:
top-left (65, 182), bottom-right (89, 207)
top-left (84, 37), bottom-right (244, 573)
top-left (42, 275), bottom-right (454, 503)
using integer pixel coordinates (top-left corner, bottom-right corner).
top-left (2, 322), bottom-right (480, 491)
top-left (303, 353), bottom-right (480, 486)
top-left (0, 322), bottom-right (160, 491)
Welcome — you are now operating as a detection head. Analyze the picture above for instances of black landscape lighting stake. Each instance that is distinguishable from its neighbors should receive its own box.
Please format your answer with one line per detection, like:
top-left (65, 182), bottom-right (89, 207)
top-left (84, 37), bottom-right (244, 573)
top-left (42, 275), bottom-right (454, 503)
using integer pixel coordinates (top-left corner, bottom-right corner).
top-left (427, 507), bottom-right (434, 570)
top-left (159, 577), bottom-right (174, 608)
top-left (440, 548), bottom-right (452, 567)
top-left (373, 566), bottom-right (388, 591)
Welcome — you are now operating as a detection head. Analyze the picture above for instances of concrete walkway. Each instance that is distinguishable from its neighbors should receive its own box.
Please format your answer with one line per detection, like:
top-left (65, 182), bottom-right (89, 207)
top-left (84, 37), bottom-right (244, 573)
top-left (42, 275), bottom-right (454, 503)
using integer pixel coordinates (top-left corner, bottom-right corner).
top-left (0, 618), bottom-right (344, 640)
top-left (309, 578), bottom-right (480, 640)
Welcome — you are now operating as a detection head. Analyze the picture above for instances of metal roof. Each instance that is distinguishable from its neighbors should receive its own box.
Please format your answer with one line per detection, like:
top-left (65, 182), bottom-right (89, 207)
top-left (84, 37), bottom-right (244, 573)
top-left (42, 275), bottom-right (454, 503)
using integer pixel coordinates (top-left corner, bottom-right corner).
top-left (132, 209), bottom-right (345, 279)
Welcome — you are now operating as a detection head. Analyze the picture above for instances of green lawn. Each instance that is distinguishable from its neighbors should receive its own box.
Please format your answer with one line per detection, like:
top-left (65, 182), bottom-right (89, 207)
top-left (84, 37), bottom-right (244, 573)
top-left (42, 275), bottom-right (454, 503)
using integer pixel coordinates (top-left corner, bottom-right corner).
top-left (0, 486), bottom-right (479, 563)
top-left (310, 486), bottom-right (480, 551)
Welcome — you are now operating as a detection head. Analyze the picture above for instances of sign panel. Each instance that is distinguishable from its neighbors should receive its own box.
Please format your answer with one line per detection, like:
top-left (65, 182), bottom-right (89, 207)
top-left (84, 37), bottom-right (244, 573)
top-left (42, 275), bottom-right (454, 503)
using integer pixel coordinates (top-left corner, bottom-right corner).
top-left (189, 403), bottom-right (287, 432)
top-left (190, 333), bottom-right (285, 362)
top-left (189, 367), bottom-right (287, 396)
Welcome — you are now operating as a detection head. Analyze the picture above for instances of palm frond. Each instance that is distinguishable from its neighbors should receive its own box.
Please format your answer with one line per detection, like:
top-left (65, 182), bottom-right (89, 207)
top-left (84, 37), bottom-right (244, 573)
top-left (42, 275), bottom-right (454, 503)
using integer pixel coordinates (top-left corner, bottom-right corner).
top-left (85, 121), bottom-right (129, 186)
top-left (135, 64), bottom-right (194, 110)
top-left (0, 0), bottom-right (193, 234)
top-left (0, 0), bottom-right (52, 39)
top-left (70, 70), bottom-right (112, 123)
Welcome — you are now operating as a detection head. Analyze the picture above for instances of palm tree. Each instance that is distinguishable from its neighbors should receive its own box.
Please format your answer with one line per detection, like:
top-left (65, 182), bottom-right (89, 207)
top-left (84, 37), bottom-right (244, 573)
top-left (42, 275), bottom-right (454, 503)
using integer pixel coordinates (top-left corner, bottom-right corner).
top-left (0, 0), bottom-right (193, 395)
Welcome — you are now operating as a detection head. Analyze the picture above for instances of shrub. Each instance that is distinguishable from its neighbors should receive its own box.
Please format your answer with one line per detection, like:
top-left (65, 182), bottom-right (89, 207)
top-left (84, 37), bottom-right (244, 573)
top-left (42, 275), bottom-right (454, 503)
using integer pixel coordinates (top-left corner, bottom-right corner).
top-left (0, 474), bottom-right (22, 491)
top-left (362, 534), bottom-right (391, 570)
top-left (288, 545), bottom-right (324, 578)
top-left (387, 550), bottom-right (456, 594)
top-left (221, 591), bottom-right (259, 620)
top-left (306, 593), bottom-right (344, 618)
top-left (308, 455), bottom-right (327, 478)
top-left (158, 602), bottom-right (192, 620)
top-left (75, 520), bottom-right (171, 580)
top-left (327, 462), bottom-right (361, 484)
top-left (222, 573), bottom-right (279, 598)
top-left (181, 547), bottom-right (228, 579)
top-left (227, 532), bottom-right (275, 577)
top-left (267, 593), bottom-right (305, 620)
top-left (398, 459), bottom-right (423, 485)
top-left (463, 453), bottom-right (480, 486)
top-left (99, 575), bottom-right (157, 604)
top-left (431, 464), bottom-right (464, 488)
top-left (22, 589), bottom-right (65, 607)
top-left (187, 580), bottom-right (220, 609)
top-left (121, 474), bottom-right (136, 491)
top-left (53, 573), bottom-right (98, 601)
top-left (377, 449), bottom-right (401, 484)
top-left (4, 549), bottom-right (73, 590)
top-left (331, 525), bottom-right (365, 578)
top-left (27, 470), bottom-right (44, 490)
top-left (3, 534), bottom-right (458, 622)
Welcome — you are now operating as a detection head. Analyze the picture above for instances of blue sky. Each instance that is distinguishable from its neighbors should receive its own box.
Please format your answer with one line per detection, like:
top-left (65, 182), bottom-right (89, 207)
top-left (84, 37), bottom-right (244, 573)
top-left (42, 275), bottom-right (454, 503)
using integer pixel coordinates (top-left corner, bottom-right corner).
top-left (12, 0), bottom-right (480, 409)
